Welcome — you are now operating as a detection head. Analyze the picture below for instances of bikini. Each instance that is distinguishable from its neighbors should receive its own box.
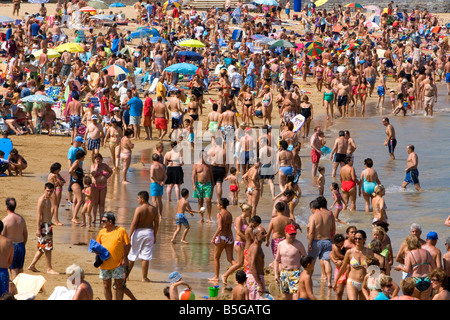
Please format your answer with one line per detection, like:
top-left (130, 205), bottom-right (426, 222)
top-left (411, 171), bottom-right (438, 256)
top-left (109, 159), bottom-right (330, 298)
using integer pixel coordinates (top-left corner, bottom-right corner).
top-left (341, 180), bottom-right (356, 192)
top-left (347, 252), bottom-right (367, 291)
top-left (234, 220), bottom-right (248, 247)
top-left (91, 168), bottom-right (109, 190)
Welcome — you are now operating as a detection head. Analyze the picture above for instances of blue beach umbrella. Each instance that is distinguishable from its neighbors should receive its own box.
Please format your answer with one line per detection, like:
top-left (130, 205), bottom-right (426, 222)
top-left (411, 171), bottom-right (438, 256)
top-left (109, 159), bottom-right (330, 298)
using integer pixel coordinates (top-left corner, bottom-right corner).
top-left (176, 51), bottom-right (204, 61)
top-left (164, 63), bottom-right (198, 75)
top-left (137, 27), bottom-right (160, 37)
top-left (254, 0), bottom-right (279, 6)
top-left (20, 94), bottom-right (56, 104)
top-left (109, 2), bottom-right (126, 7)
top-left (28, 0), bottom-right (50, 3)
top-left (129, 28), bottom-right (155, 39)
top-left (148, 36), bottom-right (170, 45)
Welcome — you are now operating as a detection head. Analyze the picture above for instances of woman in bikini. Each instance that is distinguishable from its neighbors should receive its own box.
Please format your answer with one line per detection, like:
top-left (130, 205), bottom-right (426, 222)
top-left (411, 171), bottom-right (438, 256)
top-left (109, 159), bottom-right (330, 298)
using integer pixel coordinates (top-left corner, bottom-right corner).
top-left (241, 86), bottom-right (255, 127)
top-left (48, 162), bottom-right (66, 226)
top-left (334, 230), bottom-right (374, 300)
top-left (90, 153), bottom-right (113, 224)
top-left (103, 118), bottom-right (123, 172)
top-left (359, 158), bottom-right (381, 213)
top-left (257, 85), bottom-right (273, 126)
top-left (393, 235), bottom-right (436, 300)
top-left (209, 198), bottom-right (234, 283)
top-left (8, 148), bottom-right (27, 176)
top-left (120, 128), bottom-right (134, 184)
top-left (221, 203), bottom-right (252, 285)
top-left (329, 182), bottom-right (347, 224)
top-left (275, 87), bottom-right (286, 117)
top-left (278, 140), bottom-right (294, 193)
top-left (314, 59), bottom-right (324, 92)
top-left (358, 78), bottom-right (369, 116)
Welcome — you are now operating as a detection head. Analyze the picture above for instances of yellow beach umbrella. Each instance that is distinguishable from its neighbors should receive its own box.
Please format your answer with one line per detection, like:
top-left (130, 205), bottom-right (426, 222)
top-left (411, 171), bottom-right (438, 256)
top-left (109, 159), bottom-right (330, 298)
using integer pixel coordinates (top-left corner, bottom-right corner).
top-left (55, 43), bottom-right (85, 53)
top-left (177, 39), bottom-right (205, 48)
top-left (32, 49), bottom-right (61, 59)
top-left (315, 0), bottom-right (328, 7)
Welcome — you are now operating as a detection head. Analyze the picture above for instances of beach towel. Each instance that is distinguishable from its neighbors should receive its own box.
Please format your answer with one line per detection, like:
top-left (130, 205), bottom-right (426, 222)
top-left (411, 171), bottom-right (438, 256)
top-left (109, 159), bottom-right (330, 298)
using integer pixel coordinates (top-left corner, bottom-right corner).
top-left (46, 86), bottom-right (62, 101)
top-left (111, 38), bottom-right (120, 53)
top-left (48, 286), bottom-right (76, 300)
top-left (88, 239), bottom-right (111, 261)
top-left (12, 273), bottom-right (46, 300)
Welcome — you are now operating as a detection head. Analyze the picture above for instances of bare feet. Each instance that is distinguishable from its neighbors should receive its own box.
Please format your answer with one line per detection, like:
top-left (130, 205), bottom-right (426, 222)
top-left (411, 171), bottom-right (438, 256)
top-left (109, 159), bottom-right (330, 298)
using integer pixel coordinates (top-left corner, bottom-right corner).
top-left (72, 219), bottom-right (82, 224)
top-left (208, 277), bottom-right (219, 282)
top-left (142, 278), bottom-right (151, 282)
top-left (221, 275), bottom-right (228, 286)
top-left (28, 265), bottom-right (40, 272)
top-left (53, 221), bottom-right (65, 226)
top-left (171, 239), bottom-right (176, 244)
top-left (47, 268), bottom-right (59, 275)
top-left (123, 180), bottom-right (131, 184)
top-left (181, 240), bottom-right (189, 244)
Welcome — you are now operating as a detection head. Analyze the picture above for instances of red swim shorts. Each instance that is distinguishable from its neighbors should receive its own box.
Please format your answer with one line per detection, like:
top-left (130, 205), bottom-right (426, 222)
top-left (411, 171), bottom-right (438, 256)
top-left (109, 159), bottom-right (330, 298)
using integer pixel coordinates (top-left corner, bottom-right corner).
top-left (311, 149), bottom-right (321, 164)
top-left (155, 117), bottom-right (167, 130)
top-left (230, 185), bottom-right (238, 192)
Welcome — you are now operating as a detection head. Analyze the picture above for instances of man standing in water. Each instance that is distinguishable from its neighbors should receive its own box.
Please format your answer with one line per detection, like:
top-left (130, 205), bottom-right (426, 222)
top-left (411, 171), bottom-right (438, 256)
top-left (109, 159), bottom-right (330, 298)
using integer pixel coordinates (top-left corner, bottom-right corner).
top-left (402, 144), bottom-right (422, 191)
top-left (192, 151), bottom-right (214, 223)
top-left (330, 130), bottom-right (348, 178)
top-left (150, 153), bottom-right (166, 216)
top-left (382, 117), bottom-right (396, 160)
top-left (310, 126), bottom-right (322, 178)
top-left (127, 191), bottom-right (159, 283)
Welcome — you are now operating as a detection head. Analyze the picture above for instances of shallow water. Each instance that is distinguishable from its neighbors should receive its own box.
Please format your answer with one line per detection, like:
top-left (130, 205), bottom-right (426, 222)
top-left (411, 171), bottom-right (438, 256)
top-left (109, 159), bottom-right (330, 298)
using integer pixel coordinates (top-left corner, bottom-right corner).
top-left (55, 84), bottom-right (450, 299)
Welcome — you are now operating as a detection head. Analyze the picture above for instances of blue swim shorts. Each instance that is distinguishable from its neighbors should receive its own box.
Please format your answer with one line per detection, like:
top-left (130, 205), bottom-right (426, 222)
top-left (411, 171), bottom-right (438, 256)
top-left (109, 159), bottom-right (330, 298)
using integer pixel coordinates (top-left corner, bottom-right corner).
top-left (151, 182), bottom-right (164, 197)
top-left (0, 268), bottom-right (9, 297)
top-left (308, 239), bottom-right (332, 261)
top-left (175, 213), bottom-right (189, 227)
top-left (10, 242), bottom-right (25, 270)
top-left (404, 169), bottom-right (419, 185)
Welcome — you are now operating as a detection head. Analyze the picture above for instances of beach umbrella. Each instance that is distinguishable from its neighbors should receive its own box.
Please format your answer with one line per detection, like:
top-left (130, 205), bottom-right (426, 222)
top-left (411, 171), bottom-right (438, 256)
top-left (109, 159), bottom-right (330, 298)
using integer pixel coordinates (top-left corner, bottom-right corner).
top-left (148, 36), bottom-right (170, 44)
top-left (109, 2), bottom-right (126, 7)
top-left (163, 0), bottom-right (182, 11)
top-left (129, 28), bottom-right (155, 39)
top-left (0, 16), bottom-right (14, 23)
top-left (306, 45), bottom-right (323, 57)
top-left (137, 27), bottom-right (160, 36)
top-left (255, 37), bottom-right (275, 45)
top-left (295, 43), bottom-right (304, 51)
top-left (268, 39), bottom-right (296, 48)
top-left (177, 39), bottom-right (205, 48)
top-left (164, 63), bottom-right (198, 75)
top-left (315, 0), bottom-right (328, 7)
top-left (364, 21), bottom-right (380, 29)
top-left (88, 0), bottom-right (108, 9)
top-left (102, 64), bottom-right (130, 76)
top-left (55, 43), bottom-right (84, 53)
top-left (176, 50), bottom-right (204, 61)
top-left (32, 49), bottom-right (61, 59)
top-left (254, 0), bottom-right (279, 6)
top-left (345, 43), bottom-right (360, 50)
top-left (21, 94), bottom-right (56, 104)
top-left (28, 0), bottom-right (49, 3)
top-left (305, 41), bottom-right (323, 49)
top-left (345, 3), bottom-right (364, 9)
top-left (90, 14), bottom-right (114, 21)
top-left (79, 6), bottom-right (98, 13)
top-left (364, 5), bottom-right (381, 13)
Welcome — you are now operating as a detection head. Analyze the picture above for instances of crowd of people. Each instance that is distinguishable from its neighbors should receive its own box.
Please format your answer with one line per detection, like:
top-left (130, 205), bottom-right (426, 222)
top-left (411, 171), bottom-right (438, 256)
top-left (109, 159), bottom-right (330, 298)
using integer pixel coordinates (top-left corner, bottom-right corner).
top-left (0, 0), bottom-right (450, 301)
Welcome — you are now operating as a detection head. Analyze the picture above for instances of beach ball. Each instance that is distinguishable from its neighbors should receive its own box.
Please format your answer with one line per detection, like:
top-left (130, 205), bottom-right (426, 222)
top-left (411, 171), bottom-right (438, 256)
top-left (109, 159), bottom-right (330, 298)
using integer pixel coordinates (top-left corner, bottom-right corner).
top-left (179, 289), bottom-right (195, 300)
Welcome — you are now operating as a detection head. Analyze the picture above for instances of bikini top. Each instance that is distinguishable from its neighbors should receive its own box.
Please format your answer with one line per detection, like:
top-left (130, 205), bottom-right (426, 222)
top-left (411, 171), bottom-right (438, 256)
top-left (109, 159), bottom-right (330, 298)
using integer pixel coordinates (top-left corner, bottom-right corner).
top-left (350, 251), bottom-right (367, 268)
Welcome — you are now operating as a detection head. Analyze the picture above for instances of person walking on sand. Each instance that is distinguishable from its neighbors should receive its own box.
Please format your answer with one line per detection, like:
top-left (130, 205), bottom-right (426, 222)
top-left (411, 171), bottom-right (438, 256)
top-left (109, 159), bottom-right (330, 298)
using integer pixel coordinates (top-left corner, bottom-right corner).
top-left (127, 191), bottom-right (159, 283)
top-left (171, 189), bottom-right (201, 244)
top-left (0, 220), bottom-right (14, 297)
top-left (310, 126), bottom-right (323, 178)
top-left (273, 224), bottom-right (307, 300)
top-left (28, 183), bottom-right (59, 274)
top-left (382, 117), bottom-right (396, 160)
top-left (402, 144), bottom-right (422, 191)
top-left (150, 153), bottom-right (166, 216)
top-left (192, 151), bottom-right (214, 223)
top-left (1, 198), bottom-right (27, 280)
top-left (247, 226), bottom-right (267, 300)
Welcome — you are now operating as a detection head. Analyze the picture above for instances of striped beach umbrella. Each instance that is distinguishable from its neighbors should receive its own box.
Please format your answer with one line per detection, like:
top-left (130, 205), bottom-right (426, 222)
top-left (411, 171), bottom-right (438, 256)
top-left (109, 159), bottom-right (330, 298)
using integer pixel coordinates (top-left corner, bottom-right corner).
top-left (306, 45), bottom-right (323, 57)
top-left (345, 3), bottom-right (364, 9)
top-left (79, 6), bottom-right (98, 13)
top-left (102, 64), bottom-right (130, 76)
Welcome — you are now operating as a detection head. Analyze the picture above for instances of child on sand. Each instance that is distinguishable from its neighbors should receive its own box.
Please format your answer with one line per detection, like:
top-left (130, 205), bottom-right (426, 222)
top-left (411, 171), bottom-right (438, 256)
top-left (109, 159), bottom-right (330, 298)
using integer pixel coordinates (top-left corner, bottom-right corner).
top-left (329, 182), bottom-right (347, 224)
top-left (273, 175), bottom-right (301, 215)
top-left (164, 271), bottom-right (192, 300)
top-left (231, 270), bottom-right (249, 300)
top-left (171, 188), bottom-right (201, 244)
top-left (266, 202), bottom-right (291, 259)
top-left (330, 234), bottom-right (347, 300)
top-left (407, 83), bottom-right (416, 113)
top-left (81, 176), bottom-right (93, 227)
top-left (298, 256), bottom-right (316, 300)
top-left (224, 167), bottom-right (239, 205)
top-left (317, 166), bottom-right (325, 196)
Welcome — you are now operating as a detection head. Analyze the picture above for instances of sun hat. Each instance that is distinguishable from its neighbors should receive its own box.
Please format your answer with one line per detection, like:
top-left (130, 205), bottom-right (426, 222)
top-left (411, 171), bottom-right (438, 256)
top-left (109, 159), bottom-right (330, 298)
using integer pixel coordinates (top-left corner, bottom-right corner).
top-left (169, 271), bottom-right (182, 283)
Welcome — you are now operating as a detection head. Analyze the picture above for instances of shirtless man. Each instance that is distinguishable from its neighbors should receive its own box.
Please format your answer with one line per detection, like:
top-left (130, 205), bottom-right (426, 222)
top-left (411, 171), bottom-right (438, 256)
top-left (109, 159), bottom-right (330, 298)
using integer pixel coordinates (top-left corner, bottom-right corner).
top-left (395, 223), bottom-right (427, 267)
top-left (273, 224), bottom-right (306, 300)
top-left (238, 128), bottom-right (256, 175)
top-left (242, 160), bottom-right (261, 218)
top-left (60, 50), bottom-right (73, 82)
top-left (207, 137), bottom-right (227, 202)
top-left (345, 130), bottom-right (357, 159)
top-left (127, 191), bottom-right (159, 282)
top-left (152, 96), bottom-right (169, 141)
top-left (307, 198), bottom-right (335, 275)
top-left (340, 156), bottom-right (358, 211)
top-left (402, 144), bottom-right (422, 191)
top-left (382, 117), bottom-right (396, 160)
top-left (422, 232), bottom-right (442, 269)
top-left (0, 220), bottom-right (13, 297)
top-left (150, 153), bottom-right (166, 216)
top-left (310, 126), bottom-right (323, 178)
top-left (1, 198), bottom-right (27, 280)
top-left (336, 76), bottom-right (351, 118)
top-left (192, 152), bottom-right (214, 223)
top-left (445, 57), bottom-right (450, 95)
top-left (247, 226), bottom-right (267, 300)
top-left (67, 92), bottom-right (84, 144)
top-left (218, 105), bottom-right (239, 154)
top-left (28, 183), bottom-right (59, 274)
top-left (167, 91), bottom-right (183, 140)
top-left (422, 76), bottom-right (438, 117)
top-left (364, 61), bottom-right (378, 97)
top-left (207, 103), bottom-right (220, 140)
top-left (84, 115), bottom-right (104, 163)
top-left (330, 130), bottom-right (348, 177)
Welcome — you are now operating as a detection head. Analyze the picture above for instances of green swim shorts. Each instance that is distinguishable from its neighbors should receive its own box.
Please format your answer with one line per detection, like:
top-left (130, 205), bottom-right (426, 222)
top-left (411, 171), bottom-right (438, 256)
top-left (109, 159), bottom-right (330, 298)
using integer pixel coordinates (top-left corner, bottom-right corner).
top-left (193, 181), bottom-right (212, 199)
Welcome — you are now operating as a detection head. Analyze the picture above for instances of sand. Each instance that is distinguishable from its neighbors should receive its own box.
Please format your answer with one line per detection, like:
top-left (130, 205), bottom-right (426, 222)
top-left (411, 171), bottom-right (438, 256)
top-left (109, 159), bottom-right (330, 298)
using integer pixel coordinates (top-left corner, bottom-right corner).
top-left (0, 2), bottom-right (448, 300)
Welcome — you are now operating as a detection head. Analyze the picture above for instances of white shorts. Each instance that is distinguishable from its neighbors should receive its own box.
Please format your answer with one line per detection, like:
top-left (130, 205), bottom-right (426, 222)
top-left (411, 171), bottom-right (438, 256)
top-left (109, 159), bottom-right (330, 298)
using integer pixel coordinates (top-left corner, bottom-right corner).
top-left (127, 228), bottom-right (154, 261)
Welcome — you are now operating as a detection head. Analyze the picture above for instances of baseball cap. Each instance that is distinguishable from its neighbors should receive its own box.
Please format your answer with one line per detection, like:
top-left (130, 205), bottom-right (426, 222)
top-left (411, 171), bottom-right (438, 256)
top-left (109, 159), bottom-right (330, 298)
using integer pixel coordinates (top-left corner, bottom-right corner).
top-left (88, 103), bottom-right (94, 108)
top-left (169, 271), bottom-right (182, 283)
top-left (285, 224), bottom-right (297, 235)
top-left (91, 115), bottom-right (98, 120)
top-left (74, 136), bottom-right (85, 143)
top-left (427, 231), bottom-right (438, 240)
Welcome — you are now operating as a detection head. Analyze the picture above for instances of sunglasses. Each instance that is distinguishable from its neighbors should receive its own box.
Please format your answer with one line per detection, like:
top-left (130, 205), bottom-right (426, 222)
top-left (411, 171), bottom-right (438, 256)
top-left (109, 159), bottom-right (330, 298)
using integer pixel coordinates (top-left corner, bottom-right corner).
top-left (101, 219), bottom-right (108, 223)
top-left (354, 237), bottom-right (363, 241)
top-left (431, 278), bottom-right (440, 282)
top-left (384, 283), bottom-right (393, 288)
